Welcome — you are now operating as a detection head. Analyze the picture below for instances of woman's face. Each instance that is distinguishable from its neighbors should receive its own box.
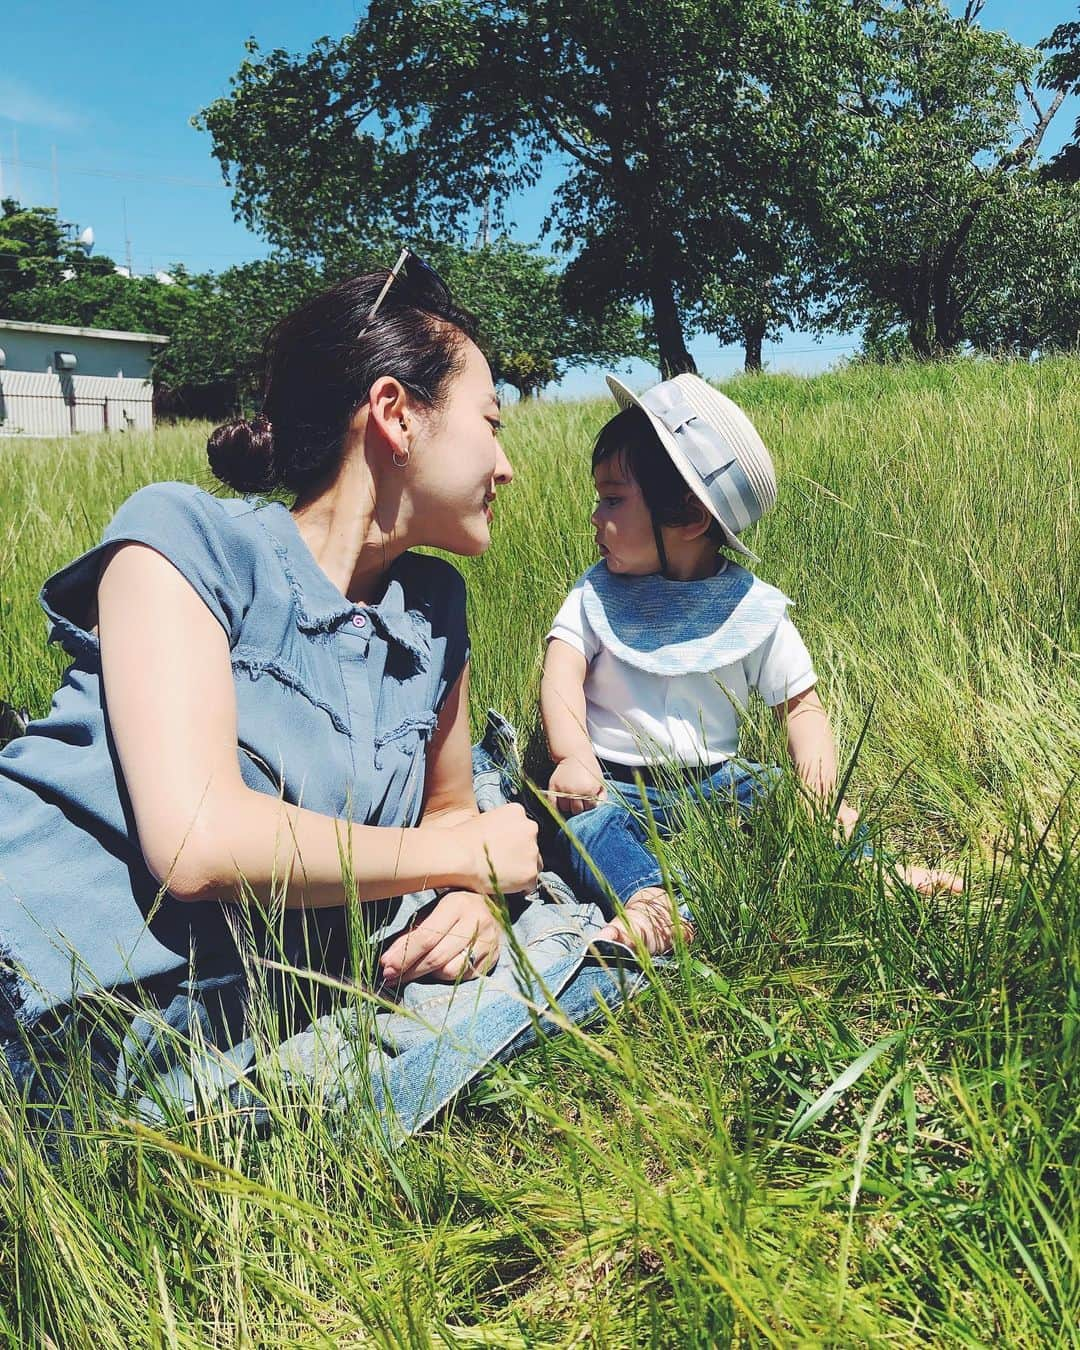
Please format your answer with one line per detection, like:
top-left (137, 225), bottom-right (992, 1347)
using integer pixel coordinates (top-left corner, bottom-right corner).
top-left (407, 339), bottom-right (512, 556)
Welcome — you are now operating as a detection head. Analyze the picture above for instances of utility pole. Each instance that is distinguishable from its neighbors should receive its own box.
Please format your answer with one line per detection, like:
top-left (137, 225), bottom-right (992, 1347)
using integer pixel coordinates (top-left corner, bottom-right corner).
top-left (122, 197), bottom-right (133, 275)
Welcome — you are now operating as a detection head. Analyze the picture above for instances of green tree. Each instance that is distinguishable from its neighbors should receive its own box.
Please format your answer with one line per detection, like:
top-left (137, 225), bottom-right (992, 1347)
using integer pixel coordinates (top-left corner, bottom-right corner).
top-left (0, 198), bottom-right (108, 311)
top-left (428, 240), bottom-right (648, 399)
top-left (818, 0), bottom-right (1069, 358)
top-left (196, 0), bottom-right (862, 378)
top-left (1041, 10), bottom-right (1080, 182)
top-left (154, 257), bottom-right (323, 414)
top-left (696, 215), bottom-right (829, 373)
top-left (5, 269), bottom-right (197, 335)
top-left (963, 176), bottom-right (1080, 355)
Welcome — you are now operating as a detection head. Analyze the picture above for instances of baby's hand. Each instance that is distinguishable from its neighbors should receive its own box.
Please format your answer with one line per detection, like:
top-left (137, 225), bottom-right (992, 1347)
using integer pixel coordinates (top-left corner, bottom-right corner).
top-left (547, 757), bottom-right (607, 817)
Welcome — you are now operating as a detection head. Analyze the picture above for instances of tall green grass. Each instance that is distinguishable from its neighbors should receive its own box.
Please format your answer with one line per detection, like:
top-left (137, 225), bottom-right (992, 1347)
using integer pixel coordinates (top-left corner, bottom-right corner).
top-left (0, 357), bottom-right (1077, 1345)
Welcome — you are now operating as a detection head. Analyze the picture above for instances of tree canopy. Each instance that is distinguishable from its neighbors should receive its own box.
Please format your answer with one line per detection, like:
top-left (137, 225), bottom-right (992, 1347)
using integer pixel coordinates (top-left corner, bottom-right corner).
top-left (196, 0), bottom-right (864, 377)
top-left (0, 200), bottom-right (106, 311)
top-left (152, 240), bottom-right (644, 413)
top-left (815, 0), bottom-right (1070, 358)
top-left (1041, 10), bottom-right (1080, 182)
top-left (422, 241), bottom-right (649, 398)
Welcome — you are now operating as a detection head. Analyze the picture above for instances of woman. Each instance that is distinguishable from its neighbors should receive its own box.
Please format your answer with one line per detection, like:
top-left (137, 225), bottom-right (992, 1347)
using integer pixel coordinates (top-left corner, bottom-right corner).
top-left (0, 258), bottom-right (588, 1133)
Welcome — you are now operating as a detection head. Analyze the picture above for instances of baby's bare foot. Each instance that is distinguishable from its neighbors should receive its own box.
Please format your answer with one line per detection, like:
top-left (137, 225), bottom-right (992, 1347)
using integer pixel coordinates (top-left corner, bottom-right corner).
top-left (900, 864), bottom-right (965, 896)
top-left (594, 886), bottom-right (694, 955)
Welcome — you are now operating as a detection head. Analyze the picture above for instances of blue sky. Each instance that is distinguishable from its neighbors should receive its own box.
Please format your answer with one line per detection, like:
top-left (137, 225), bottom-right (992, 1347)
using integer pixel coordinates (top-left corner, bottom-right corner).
top-left (2, 0), bottom-right (1075, 398)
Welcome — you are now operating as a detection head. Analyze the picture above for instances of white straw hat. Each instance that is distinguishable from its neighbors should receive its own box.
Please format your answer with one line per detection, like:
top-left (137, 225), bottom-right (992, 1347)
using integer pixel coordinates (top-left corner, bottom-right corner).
top-left (605, 373), bottom-right (777, 560)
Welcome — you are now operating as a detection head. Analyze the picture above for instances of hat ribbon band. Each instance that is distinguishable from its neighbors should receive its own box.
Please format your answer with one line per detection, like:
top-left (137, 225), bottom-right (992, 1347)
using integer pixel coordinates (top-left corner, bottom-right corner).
top-left (641, 383), bottom-right (756, 533)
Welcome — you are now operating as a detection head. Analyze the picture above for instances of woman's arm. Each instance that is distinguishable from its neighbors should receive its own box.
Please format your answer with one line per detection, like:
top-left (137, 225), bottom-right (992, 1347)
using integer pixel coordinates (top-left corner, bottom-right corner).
top-left (418, 661), bottom-right (481, 830)
top-left (97, 542), bottom-right (538, 907)
top-left (378, 660), bottom-right (504, 984)
top-left (541, 638), bottom-right (606, 815)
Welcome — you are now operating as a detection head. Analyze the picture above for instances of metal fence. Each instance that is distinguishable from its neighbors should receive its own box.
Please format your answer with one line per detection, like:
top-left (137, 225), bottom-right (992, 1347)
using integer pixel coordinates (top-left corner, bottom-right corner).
top-left (0, 371), bottom-right (154, 437)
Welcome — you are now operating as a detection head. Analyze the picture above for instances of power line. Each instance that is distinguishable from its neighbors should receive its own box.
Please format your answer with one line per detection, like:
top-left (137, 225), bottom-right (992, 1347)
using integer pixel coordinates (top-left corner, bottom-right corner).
top-left (0, 249), bottom-right (268, 270)
top-left (13, 137), bottom-right (228, 174)
top-left (4, 156), bottom-right (230, 192)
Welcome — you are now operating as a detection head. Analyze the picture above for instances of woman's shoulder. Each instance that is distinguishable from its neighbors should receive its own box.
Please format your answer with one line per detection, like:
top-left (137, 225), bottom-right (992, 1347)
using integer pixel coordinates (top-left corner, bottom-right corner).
top-left (102, 481), bottom-right (282, 591)
top-left (40, 483), bottom-right (273, 657)
top-left (104, 481), bottom-right (264, 543)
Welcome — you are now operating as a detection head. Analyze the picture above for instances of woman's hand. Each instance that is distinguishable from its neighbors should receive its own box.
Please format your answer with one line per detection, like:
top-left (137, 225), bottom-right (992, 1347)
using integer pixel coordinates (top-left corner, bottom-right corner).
top-left (455, 804), bottom-right (541, 895)
top-left (547, 756), bottom-right (607, 817)
top-left (379, 890), bottom-right (501, 985)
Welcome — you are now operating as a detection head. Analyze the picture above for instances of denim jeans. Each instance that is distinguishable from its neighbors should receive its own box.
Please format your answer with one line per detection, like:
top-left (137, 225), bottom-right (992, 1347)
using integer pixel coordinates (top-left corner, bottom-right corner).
top-left (557, 760), bottom-right (782, 911)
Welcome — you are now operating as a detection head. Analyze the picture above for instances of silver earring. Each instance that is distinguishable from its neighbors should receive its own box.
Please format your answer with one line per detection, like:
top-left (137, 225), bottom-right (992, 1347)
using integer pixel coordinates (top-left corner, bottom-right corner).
top-left (393, 446), bottom-right (411, 468)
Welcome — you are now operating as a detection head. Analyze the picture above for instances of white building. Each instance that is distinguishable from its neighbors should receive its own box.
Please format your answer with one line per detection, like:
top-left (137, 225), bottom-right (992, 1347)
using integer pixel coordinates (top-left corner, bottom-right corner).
top-left (0, 319), bottom-right (168, 437)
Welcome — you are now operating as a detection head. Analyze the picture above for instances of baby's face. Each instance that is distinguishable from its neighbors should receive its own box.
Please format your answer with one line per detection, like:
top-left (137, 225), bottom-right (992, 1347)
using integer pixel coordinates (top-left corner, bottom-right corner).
top-left (590, 457), bottom-right (662, 576)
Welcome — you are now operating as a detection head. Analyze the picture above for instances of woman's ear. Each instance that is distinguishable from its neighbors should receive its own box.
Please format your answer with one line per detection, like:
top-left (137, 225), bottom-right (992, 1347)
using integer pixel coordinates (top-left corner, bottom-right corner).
top-left (365, 376), bottom-right (412, 457)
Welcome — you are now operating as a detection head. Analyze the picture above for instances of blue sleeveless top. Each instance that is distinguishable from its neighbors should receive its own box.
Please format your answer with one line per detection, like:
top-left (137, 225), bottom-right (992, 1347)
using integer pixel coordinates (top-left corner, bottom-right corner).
top-left (0, 482), bottom-right (469, 1033)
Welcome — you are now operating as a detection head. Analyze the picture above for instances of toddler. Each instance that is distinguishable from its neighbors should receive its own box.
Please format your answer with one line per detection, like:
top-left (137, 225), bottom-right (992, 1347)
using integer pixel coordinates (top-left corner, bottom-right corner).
top-left (541, 374), bottom-right (961, 955)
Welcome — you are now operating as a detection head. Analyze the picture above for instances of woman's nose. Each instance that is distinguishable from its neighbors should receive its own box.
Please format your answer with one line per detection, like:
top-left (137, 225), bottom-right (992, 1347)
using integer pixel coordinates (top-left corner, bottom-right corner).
top-left (494, 441), bottom-right (513, 486)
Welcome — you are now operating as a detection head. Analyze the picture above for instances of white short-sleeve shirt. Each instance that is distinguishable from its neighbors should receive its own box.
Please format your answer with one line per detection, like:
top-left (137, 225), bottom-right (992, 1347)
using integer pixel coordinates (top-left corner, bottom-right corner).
top-left (547, 580), bottom-right (817, 766)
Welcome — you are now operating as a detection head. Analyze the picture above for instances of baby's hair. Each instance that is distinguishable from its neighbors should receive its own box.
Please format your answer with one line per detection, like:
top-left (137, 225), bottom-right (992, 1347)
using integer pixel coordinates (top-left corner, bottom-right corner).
top-left (591, 407), bottom-right (727, 550)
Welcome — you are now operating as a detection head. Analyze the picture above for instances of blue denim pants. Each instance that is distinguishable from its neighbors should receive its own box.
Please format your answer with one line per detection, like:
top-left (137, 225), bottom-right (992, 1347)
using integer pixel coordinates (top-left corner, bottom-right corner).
top-left (558, 760), bottom-right (782, 911)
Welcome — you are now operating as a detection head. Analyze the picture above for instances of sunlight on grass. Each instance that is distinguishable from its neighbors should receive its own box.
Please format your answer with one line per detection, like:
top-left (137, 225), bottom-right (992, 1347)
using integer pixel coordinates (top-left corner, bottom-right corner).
top-left (0, 358), bottom-right (1077, 1344)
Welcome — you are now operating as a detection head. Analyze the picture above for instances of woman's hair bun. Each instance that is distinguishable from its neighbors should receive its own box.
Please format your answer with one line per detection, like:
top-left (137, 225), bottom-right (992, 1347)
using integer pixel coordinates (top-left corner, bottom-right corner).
top-left (207, 413), bottom-right (276, 494)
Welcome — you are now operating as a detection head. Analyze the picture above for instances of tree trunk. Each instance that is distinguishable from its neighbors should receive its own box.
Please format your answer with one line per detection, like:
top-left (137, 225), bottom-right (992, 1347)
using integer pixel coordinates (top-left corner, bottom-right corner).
top-left (743, 316), bottom-right (766, 373)
top-left (908, 317), bottom-right (935, 359)
top-left (649, 274), bottom-right (697, 378)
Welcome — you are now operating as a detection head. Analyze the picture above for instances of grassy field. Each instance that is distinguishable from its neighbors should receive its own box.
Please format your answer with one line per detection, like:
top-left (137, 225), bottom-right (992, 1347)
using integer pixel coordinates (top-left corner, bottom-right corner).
top-left (0, 357), bottom-right (1077, 1345)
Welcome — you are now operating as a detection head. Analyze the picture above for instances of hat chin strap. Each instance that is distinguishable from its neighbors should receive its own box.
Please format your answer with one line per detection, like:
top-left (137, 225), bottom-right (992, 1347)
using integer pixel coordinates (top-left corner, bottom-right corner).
top-left (650, 512), bottom-right (671, 577)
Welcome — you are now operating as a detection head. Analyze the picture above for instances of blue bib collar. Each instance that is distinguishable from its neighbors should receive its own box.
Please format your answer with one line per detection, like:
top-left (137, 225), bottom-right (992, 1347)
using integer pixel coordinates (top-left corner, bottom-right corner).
top-left (581, 559), bottom-right (791, 674)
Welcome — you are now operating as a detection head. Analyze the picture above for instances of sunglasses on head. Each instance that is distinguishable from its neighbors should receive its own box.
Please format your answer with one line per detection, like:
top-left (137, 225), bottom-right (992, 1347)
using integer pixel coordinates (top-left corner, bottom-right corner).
top-left (368, 247), bottom-right (448, 319)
